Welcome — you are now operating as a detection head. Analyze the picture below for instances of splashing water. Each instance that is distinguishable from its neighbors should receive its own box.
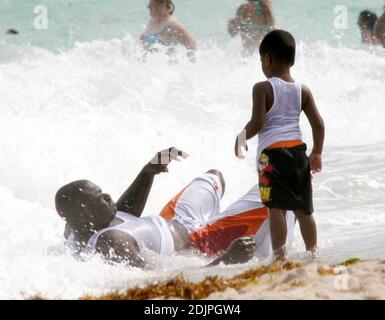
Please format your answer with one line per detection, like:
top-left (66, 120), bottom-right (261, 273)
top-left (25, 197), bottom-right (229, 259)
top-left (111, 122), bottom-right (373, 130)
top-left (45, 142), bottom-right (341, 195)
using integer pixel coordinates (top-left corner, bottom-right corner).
top-left (0, 0), bottom-right (385, 299)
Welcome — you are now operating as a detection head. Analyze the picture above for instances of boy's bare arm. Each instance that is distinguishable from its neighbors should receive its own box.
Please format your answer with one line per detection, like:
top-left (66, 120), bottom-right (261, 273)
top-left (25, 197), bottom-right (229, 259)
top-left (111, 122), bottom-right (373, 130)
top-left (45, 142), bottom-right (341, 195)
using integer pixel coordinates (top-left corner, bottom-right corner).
top-left (302, 85), bottom-right (325, 154)
top-left (302, 85), bottom-right (325, 172)
top-left (244, 82), bottom-right (269, 139)
top-left (235, 82), bottom-right (269, 158)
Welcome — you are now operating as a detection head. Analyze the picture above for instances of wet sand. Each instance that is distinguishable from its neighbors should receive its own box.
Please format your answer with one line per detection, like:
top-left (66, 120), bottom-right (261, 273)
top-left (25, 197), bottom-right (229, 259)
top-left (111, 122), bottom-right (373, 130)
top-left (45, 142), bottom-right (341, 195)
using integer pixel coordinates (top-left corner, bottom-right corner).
top-left (208, 260), bottom-right (385, 300)
top-left (81, 259), bottom-right (385, 300)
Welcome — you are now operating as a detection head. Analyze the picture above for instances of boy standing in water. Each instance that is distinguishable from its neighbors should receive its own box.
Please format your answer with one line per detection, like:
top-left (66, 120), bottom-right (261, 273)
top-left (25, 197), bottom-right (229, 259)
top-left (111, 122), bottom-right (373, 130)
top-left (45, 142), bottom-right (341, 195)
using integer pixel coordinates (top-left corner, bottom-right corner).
top-left (234, 30), bottom-right (325, 262)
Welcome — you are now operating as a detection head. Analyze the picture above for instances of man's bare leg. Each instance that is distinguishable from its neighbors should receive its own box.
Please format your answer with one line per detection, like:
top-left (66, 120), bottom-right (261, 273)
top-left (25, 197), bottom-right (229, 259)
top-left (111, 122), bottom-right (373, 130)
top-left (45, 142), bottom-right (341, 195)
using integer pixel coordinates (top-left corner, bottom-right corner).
top-left (269, 208), bottom-right (287, 262)
top-left (293, 209), bottom-right (318, 257)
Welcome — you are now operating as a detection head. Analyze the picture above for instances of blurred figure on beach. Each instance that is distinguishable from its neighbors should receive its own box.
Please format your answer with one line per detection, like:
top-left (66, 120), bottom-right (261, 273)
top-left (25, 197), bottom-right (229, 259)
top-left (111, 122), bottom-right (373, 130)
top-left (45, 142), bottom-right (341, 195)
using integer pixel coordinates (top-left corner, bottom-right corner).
top-left (140, 0), bottom-right (196, 59)
top-left (228, 0), bottom-right (274, 55)
top-left (357, 11), bottom-right (379, 45)
top-left (374, 8), bottom-right (385, 47)
top-left (5, 29), bottom-right (19, 35)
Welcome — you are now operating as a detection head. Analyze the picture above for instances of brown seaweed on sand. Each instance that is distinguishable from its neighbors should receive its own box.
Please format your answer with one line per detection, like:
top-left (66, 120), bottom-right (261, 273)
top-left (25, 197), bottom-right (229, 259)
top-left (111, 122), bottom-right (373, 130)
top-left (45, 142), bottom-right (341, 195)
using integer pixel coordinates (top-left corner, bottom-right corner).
top-left (82, 262), bottom-right (301, 300)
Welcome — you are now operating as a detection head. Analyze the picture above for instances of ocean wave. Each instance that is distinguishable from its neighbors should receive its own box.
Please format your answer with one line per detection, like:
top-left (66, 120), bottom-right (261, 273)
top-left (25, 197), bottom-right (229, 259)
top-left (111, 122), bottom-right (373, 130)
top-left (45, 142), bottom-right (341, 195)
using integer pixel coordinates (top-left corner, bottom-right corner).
top-left (0, 37), bottom-right (385, 298)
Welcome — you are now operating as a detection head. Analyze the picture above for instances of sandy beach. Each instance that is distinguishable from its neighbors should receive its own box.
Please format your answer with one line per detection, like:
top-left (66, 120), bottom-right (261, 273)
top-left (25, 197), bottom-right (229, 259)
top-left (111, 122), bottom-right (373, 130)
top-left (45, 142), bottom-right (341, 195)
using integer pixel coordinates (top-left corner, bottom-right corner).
top-left (208, 260), bottom-right (385, 300)
top-left (81, 259), bottom-right (385, 300)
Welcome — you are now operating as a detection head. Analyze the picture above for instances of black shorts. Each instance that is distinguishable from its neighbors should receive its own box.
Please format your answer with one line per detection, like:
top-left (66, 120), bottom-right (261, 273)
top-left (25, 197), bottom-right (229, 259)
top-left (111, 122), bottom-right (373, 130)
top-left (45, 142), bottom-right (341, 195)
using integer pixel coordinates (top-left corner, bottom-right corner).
top-left (258, 143), bottom-right (314, 215)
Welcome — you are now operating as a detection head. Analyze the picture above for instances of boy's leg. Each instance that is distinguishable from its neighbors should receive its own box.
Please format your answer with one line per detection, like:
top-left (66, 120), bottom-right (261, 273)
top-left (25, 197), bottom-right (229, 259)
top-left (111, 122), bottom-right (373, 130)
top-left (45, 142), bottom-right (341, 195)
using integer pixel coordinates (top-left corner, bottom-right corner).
top-left (206, 186), bottom-right (295, 259)
top-left (293, 209), bottom-right (317, 253)
top-left (269, 208), bottom-right (287, 262)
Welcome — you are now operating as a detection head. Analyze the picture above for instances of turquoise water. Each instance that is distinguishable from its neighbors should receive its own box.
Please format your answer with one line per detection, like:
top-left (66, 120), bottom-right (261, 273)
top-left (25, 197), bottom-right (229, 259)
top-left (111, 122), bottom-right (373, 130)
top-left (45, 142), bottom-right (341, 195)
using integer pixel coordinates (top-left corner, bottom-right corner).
top-left (1, 0), bottom-right (384, 50)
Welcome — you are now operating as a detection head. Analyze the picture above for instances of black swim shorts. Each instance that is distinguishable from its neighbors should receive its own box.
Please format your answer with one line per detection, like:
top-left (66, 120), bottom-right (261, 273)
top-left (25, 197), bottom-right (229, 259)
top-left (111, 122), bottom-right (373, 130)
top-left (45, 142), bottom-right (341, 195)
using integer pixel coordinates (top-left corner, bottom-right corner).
top-left (258, 143), bottom-right (314, 215)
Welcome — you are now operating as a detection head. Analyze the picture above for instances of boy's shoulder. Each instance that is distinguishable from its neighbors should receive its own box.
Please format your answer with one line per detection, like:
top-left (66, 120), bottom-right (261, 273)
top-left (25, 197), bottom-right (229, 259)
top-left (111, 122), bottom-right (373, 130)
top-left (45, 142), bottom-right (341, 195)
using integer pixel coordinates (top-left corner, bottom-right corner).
top-left (253, 81), bottom-right (274, 109)
top-left (301, 83), bottom-right (312, 94)
top-left (300, 83), bottom-right (315, 105)
top-left (253, 81), bottom-right (274, 97)
top-left (253, 80), bottom-right (273, 92)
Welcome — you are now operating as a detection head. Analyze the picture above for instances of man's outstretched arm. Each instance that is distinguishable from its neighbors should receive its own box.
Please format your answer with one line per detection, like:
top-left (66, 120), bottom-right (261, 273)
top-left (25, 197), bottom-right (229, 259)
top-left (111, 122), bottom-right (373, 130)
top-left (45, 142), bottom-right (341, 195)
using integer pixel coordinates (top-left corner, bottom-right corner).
top-left (116, 147), bottom-right (189, 217)
top-left (116, 164), bottom-right (156, 217)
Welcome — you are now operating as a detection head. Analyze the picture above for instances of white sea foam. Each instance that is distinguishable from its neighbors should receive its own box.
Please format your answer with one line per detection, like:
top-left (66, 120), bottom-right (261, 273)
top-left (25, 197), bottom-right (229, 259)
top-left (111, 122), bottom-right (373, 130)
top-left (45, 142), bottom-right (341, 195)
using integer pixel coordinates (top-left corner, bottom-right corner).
top-left (0, 36), bottom-right (384, 299)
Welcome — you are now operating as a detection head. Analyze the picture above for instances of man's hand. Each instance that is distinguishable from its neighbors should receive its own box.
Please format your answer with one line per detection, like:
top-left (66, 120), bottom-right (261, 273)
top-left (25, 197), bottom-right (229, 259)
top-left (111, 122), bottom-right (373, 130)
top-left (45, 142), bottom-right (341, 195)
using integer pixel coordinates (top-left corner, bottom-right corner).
top-left (146, 147), bottom-right (189, 175)
top-left (309, 152), bottom-right (322, 174)
top-left (207, 237), bottom-right (256, 267)
top-left (117, 148), bottom-right (187, 216)
top-left (234, 131), bottom-right (248, 159)
top-left (224, 237), bottom-right (256, 264)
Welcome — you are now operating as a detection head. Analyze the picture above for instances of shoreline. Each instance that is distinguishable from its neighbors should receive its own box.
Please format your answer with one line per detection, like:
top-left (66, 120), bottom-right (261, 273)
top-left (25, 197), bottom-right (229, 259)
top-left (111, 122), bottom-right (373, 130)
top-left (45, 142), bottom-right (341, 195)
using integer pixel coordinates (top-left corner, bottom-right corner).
top-left (81, 258), bottom-right (385, 300)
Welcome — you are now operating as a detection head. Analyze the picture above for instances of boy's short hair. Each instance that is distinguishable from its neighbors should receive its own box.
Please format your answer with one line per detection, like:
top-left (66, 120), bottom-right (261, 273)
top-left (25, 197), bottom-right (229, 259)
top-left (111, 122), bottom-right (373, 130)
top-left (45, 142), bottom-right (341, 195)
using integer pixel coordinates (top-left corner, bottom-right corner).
top-left (358, 11), bottom-right (378, 31)
top-left (259, 30), bottom-right (296, 65)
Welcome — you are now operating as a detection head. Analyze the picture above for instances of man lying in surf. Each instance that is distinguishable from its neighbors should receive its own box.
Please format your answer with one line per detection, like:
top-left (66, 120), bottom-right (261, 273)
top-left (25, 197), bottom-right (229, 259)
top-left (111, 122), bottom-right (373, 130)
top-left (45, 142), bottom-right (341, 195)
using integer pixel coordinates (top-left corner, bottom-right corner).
top-left (55, 147), bottom-right (295, 269)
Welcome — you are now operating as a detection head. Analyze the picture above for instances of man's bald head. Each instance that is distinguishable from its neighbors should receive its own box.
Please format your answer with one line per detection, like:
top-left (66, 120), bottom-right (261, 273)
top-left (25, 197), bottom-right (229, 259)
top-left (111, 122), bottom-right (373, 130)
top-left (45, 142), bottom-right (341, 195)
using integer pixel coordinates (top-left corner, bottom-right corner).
top-left (55, 180), bottom-right (116, 234)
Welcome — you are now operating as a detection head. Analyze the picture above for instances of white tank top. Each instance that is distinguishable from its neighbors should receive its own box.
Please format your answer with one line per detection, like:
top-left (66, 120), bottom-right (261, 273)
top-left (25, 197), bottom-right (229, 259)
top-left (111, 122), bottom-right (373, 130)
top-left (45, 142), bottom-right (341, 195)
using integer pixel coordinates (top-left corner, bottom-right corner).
top-left (257, 77), bottom-right (303, 158)
top-left (79, 212), bottom-right (175, 257)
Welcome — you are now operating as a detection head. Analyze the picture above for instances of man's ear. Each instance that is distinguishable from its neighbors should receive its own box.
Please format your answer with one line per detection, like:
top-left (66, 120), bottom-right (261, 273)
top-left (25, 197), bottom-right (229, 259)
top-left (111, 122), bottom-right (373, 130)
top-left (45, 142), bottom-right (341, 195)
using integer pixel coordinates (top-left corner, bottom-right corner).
top-left (261, 54), bottom-right (271, 67)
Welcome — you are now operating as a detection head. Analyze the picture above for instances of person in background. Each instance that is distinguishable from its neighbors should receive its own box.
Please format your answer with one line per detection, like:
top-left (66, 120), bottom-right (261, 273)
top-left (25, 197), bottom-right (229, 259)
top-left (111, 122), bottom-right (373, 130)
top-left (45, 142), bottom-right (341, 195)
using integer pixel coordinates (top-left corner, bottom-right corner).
top-left (357, 10), bottom-right (379, 45)
top-left (374, 8), bottom-right (385, 47)
top-left (140, 0), bottom-right (196, 59)
top-left (6, 29), bottom-right (19, 35)
top-left (228, 0), bottom-right (274, 55)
